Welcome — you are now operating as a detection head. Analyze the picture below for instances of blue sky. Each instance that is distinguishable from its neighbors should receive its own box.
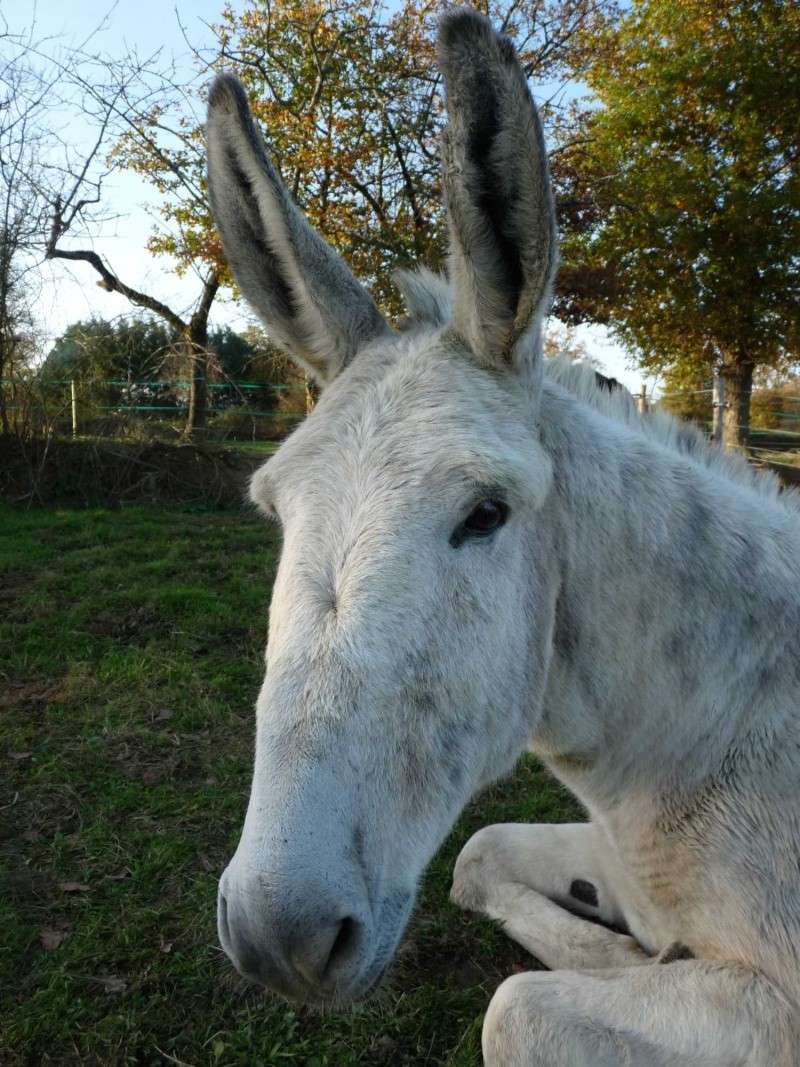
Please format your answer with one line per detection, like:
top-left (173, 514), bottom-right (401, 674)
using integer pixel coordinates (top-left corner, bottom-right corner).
top-left (16, 0), bottom-right (652, 392)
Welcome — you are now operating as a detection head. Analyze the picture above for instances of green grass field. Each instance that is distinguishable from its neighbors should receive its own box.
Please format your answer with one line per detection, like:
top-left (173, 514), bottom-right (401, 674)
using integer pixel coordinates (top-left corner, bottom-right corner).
top-left (1, 502), bottom-right (581, 1066)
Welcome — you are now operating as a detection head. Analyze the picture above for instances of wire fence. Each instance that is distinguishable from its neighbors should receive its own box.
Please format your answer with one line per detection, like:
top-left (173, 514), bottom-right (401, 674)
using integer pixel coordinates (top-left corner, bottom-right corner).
top-left (659, 388), bottom-right (800, 403)
top-left (652, 380), bottom-right (800, 461)
top-left (2, 374), bottom-right (800, 459)
top-left (1, 375), bottom-right (309, 446)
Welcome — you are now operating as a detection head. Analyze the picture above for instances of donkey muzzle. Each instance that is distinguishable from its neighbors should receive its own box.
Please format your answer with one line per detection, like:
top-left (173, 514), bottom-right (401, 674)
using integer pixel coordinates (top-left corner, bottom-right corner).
top-left (217, 857), bottom-right (409, 1004)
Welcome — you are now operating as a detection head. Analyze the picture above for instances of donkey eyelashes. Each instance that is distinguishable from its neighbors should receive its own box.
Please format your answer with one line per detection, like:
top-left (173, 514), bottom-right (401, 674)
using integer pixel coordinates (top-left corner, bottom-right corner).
top-left (450, 498), bottom-right (510, 549)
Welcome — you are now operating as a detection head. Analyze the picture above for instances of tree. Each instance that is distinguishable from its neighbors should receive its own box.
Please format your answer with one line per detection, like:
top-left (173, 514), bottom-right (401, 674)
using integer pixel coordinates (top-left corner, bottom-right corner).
top-left (562, 0), bottom-right (800, 448)
top-left (213, 0), bottom-right (617, 315)
top-left (657, 363), bottom-right (713, 430)
top-left (205, 0), bottom-right (445, 317)
top-left (43, 49), bottom-right (222, 437)
top-left (42, 316), bottom-right (278, 423)
top-left (113, 0), bottom-right (614, 326)
top-left (35, 2), bottom-right (612, 436)
top-left (208, 325), bottom-right (255, 381)
top-left (0, 25), bottom-right (60, 432)
top-left (238, 322), bottom-right (308, 412)
top-left (44, 316), bottom-right (178, 382)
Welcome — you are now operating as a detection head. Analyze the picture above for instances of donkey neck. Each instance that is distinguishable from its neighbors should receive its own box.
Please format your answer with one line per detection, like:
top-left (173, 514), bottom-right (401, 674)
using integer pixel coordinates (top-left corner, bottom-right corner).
top-left (534, 382), bottom-right (800, 807)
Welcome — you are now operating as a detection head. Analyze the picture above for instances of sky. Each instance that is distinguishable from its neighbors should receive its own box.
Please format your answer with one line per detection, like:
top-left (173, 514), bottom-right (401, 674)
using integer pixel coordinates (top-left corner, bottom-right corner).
top-left (12, 0), bottom-right (655, 394)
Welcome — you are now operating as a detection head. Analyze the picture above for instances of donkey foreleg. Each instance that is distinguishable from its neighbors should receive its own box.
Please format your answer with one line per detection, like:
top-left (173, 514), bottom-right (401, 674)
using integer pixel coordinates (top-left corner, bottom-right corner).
top-left (451, 823), bottom-right (647, 970)
top-left (482, 960), bottom-right (797, 1066)
top-left (468, 882), bottom-right (649, 970)
top-left (452, 823), bottom-right (626, 927)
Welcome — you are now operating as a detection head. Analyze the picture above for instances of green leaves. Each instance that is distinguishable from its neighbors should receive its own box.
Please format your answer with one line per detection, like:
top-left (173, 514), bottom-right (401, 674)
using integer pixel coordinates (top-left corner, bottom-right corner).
top-left (561, 0), bottom-right (800, 380)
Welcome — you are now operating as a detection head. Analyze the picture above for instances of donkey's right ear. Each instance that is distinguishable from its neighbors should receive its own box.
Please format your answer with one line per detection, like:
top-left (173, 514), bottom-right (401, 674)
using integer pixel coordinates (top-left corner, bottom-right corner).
top-left (206, 75), bottom-right (388, 385)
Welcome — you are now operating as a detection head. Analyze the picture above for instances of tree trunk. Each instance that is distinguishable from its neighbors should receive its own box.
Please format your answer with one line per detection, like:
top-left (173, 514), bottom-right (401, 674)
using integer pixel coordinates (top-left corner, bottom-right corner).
top-left (182, 273), bottom-right (220, 439)
top-left (0, 334), bottom-right (9, 436)
top-left (721, 358), bottom-right (753, 450)
top-left (184, 329), bottom-right (208, 438)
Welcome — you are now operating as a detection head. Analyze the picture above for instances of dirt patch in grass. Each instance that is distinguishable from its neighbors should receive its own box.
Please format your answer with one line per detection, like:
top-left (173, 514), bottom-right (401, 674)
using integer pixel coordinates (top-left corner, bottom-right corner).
top-left (2, 781), bottom-right (84, 843)
top-left (0, 569), bottom-right (35, 604)
top-left (84, 604), bottom-right (168, 642)
top-left (0, 679), bottom-right (65, 713)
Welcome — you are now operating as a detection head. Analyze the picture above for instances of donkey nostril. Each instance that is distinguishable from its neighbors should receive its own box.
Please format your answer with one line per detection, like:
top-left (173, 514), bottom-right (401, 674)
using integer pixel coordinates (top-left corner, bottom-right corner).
top-left (290, 915), bottom-right (363, 987)
top-left (325, 916), bottom-right (360, 975)
top-left (218, 891), bottom-right (232, 947)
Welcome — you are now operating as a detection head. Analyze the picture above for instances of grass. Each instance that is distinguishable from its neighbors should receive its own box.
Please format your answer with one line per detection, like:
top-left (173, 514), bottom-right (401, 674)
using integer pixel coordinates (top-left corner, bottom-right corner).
top-left (205, 440), bottom-right (282, 455)
top-left (0, 502), bottom-right (582, 1066)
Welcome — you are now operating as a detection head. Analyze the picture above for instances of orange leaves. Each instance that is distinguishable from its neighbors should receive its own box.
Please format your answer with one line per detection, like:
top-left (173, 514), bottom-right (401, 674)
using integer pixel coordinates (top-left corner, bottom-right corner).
top-left (109, 0), bottom-right (622, 325)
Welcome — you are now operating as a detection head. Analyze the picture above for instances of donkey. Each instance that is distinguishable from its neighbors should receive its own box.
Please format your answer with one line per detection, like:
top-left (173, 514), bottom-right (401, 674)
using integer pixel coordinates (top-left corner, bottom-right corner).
top-left (206, 10), bottom-right (800, 1064)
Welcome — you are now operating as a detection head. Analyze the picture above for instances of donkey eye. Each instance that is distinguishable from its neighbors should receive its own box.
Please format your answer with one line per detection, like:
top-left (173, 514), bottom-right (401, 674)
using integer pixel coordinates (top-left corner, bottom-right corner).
top-left (451, 499), bottom-right (509, 548)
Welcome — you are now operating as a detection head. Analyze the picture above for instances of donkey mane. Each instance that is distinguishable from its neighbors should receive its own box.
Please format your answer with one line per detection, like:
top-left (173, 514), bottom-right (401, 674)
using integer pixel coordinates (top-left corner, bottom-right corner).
top-left (396, 267), bottom-right (800, 517)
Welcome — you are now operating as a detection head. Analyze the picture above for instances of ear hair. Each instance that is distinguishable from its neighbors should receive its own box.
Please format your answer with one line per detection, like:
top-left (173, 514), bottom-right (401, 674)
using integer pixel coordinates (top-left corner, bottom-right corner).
top-left (206, 74), bottom-right (389, 385)
top-left (438, 10), bottom-right (558, 379)
top-left (393, 267), bottom-right (452, 327)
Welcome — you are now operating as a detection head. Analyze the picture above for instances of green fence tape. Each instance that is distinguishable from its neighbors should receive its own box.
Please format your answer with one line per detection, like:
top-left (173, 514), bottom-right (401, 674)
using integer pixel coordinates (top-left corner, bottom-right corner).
top-left (1, 378), bottom-right (289, 389)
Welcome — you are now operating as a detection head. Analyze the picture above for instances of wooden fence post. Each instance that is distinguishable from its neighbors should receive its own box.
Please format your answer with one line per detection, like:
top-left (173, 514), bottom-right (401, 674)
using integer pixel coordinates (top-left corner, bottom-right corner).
top-left (305, 375), bottom-right (320, 413)
top-left (70, 379), bottom-right (78, 439)
top-left (711, 367), bottom-right (725, 445)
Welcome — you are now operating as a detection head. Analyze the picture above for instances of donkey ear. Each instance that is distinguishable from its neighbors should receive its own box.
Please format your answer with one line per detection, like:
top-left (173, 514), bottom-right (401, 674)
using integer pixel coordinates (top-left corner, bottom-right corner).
top-left (206, 75), bottom-right (389, 386)
top-left (438, 11), bottom-right (557, 380)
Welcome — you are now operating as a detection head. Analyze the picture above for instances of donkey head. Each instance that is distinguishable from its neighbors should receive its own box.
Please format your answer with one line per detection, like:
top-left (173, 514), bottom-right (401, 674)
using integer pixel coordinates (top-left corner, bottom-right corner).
top-left (207, 9), bottom-right (558, 1006)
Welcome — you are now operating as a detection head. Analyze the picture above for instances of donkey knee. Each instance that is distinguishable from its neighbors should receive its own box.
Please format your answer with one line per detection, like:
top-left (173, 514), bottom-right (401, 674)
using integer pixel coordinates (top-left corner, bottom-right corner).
top-left (482, 973), bottom-right (621, 1067)
top-left (451, 824), bottom-right (508, 911)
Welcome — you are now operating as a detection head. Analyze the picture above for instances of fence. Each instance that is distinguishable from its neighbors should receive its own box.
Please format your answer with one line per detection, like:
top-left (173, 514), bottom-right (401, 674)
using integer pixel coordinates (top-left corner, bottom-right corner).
top-left (1, 374), bottom-right (309, 446)
top-left (635, 380), bottom-right (800, 458)
top-left (3, 373), bottom-right (800, 460)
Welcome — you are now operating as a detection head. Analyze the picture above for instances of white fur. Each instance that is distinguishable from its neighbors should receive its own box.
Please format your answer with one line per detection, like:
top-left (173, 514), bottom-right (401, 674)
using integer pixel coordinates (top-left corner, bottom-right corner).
top-left (207, 10), bottom-right (800, 1062)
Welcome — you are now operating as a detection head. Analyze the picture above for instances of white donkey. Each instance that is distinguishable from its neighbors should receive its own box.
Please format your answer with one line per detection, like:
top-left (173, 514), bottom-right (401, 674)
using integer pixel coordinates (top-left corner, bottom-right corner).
top-left (206, 10), bottom-right (800, 1064)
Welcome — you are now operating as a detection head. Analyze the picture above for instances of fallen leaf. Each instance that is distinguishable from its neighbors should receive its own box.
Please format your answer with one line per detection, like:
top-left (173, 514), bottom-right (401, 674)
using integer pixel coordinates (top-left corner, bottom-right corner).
top-left (160, 938), bottom-right (173, 954)
top-left (8, 751), bottom-right (32, 761)
top-left (197, 852), bottom-right (213, 872)
top-left (93, 975), bottom-right (127, 994)
top-left (374, 1036), bottom-right (398, 1053)
top-left (104, 868), bottom-right (132, 882)
top-left (156, 708), bottom-right (174, 721)
top-left (40, 927), bottom-right (68, 951)
top-left (59, 881), bottom-right (90, 893)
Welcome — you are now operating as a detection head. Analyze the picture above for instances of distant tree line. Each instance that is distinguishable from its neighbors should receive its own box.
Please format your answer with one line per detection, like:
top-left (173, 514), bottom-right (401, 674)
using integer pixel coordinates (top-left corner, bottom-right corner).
top-left (39, 315), bottom-right (306, 424)
top-left (45, 318), bottom-right (261, 385)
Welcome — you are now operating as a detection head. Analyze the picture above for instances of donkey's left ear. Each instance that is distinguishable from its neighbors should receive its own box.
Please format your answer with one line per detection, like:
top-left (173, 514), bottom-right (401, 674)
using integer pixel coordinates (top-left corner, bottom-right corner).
top-left (438, 11), bottom-right (557, 384)
top-left (206, 74), bottom-right (389, 386)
